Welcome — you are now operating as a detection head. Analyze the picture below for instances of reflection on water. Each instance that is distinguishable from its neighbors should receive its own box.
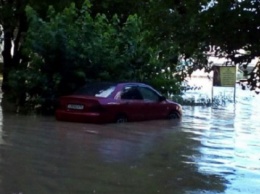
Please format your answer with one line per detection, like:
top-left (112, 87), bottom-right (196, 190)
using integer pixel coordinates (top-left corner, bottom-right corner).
top-left (182, 83), bottom-right (260, 194)
top-left (0, 86), bottom-right (259, 193)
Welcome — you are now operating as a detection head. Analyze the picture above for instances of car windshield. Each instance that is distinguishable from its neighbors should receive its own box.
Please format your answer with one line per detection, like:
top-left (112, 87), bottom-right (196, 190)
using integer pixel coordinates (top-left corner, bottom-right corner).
top-left (74, 83), bottom-right (116, 98)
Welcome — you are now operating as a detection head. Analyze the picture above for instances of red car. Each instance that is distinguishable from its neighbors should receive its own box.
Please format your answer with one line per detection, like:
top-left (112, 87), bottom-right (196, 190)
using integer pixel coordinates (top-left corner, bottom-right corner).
top-left (55, 82), bottom-right (182, 123)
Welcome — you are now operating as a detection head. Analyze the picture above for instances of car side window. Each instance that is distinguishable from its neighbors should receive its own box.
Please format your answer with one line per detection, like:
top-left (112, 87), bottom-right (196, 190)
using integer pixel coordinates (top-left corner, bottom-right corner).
top-left (121, 86), bottom-right (143, 100)
top-left (138, 87), bottom-right (160, 102)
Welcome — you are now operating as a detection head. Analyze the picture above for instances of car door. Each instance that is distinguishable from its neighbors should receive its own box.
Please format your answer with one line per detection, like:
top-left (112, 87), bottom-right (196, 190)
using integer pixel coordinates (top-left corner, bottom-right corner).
top-left (138, 86), bottom-right (167, 120)
top-left (119, 85), bottom-right (146, 121)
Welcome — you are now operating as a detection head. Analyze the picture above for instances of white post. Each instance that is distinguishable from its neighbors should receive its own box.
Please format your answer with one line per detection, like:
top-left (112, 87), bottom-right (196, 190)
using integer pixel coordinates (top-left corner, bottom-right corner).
top-left (212, 77), bottom-right (214, 104)
top-left (234, 65), bottom-right (237, 103)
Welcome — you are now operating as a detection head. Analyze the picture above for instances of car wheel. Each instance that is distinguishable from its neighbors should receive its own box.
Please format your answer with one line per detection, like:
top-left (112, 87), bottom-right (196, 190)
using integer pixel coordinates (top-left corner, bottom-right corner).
top-left (115, 114), bottom-right (128, 123)
top-left (168, 111), bottom-right (180, 119)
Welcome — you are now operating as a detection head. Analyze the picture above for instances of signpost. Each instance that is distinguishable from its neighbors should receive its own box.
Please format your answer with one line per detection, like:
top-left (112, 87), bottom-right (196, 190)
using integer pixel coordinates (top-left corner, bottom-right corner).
top-left (212, 66), bottom-right (237, 102)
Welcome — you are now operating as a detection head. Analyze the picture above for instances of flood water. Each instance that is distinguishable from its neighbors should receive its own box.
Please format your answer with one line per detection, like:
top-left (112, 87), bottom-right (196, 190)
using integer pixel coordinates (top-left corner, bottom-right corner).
top-left (0, 84), bottom-right (259, 194)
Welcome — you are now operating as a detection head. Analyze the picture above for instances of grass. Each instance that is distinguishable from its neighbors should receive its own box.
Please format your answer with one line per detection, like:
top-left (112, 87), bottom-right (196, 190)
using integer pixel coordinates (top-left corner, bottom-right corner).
top-left (171, 94), bottom-right (235, 107)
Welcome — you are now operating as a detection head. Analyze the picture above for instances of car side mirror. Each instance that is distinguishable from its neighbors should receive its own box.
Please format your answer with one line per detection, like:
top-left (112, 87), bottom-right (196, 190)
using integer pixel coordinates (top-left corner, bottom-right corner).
top-left (159, 96), bottom-right (166, 102)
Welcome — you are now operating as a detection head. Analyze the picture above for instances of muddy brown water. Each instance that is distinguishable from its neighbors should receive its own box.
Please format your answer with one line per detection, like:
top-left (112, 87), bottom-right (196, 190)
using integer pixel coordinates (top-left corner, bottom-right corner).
top-left (0, 87), bottom-right (259, 194)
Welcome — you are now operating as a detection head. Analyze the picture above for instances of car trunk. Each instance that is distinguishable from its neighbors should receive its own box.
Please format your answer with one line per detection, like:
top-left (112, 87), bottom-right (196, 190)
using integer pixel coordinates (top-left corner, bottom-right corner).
top-left (58, 96), bottom-right (104, 112)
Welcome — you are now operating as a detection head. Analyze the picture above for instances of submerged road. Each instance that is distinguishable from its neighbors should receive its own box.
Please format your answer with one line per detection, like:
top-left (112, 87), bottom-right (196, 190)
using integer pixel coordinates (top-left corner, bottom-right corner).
top-left (0, 83), bottom-right (259, 193)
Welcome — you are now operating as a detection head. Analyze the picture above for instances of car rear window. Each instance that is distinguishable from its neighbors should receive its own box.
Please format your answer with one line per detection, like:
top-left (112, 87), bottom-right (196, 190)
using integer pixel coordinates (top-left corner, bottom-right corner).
top-left (74, 83), bottom-right (116, 98)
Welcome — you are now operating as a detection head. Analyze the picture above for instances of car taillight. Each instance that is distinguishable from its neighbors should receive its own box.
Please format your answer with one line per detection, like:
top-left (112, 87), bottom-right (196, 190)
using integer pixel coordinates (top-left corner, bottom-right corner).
top-left (89, 104), bottom-right (105, 112)
top-left (57, 99), bottom-right (66, 109)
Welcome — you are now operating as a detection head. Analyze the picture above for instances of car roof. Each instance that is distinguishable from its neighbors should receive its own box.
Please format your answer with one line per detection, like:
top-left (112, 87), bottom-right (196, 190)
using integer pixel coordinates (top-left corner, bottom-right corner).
top-left (116, 82), bottom-right (162, 94)
top-left (84, 81), bottom-right (150, 87)
top-left (117, 82), bottom-right (150, 86)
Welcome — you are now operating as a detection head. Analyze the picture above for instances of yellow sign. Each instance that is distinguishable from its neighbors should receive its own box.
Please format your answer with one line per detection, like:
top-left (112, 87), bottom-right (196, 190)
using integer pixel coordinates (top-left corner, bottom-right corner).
top-left (213, 66), bottom-right (236, 87)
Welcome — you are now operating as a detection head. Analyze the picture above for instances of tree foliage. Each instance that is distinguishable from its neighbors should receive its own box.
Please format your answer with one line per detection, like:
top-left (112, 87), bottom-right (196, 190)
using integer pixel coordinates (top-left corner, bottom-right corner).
top-left (0, 0), bottom-right (84, 91)
top-left (202, 0), bottom-right (260, 91)
top-left (1, 0), bottom-right (260, 113)
top-left (7, 1), bottom-right (180, 113)
top-left (144, 0), bottom-right (260, 90)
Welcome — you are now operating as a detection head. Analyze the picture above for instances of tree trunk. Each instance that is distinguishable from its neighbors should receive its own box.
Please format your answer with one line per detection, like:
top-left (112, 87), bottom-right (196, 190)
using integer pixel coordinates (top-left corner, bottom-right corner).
top-left (1, 28), bottom-right (13, 91)
top-left (1, 7), bottom-right (28, 91)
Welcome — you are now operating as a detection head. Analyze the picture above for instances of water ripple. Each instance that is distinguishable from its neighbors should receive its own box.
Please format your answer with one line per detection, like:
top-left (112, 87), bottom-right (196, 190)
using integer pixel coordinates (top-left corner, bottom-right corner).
top-left (181, 89), bottom-right (260, 193)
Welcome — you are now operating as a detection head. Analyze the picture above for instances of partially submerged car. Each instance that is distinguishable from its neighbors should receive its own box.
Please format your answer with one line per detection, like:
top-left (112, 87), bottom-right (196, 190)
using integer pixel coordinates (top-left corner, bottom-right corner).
top-left (55, 82), bottom-right (182, 123)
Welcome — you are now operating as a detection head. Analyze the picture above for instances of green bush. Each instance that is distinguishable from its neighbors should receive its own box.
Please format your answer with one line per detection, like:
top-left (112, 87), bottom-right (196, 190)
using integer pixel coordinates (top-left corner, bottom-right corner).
top-left (8, 0), bottom-right (182, 113)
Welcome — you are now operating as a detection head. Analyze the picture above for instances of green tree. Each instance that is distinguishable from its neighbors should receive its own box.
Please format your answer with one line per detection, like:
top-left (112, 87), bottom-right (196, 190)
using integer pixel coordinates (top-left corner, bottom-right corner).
top-left (8, 1), bottom-right (180, 113)
top-left (144, 0), bottom-right (260, 90)
top-left (0, 0), bottom-right (84, 91)
top-left (5, 0), bottom-right (260, 113)
top-left (202, 0), bottom-right (260, 90)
